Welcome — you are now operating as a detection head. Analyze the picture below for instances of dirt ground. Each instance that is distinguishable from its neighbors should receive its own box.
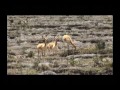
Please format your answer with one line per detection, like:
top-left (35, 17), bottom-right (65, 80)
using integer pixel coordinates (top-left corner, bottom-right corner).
top-left (7, 15), bottom-right (113, 75)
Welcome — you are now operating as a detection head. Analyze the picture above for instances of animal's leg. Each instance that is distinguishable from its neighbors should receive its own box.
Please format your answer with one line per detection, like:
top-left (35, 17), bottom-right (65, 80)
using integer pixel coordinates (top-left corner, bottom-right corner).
top-left (52, 49), bottom-right (53, 55)
top-left (56, 46), bottom-right (58, 55)
top-left (53, 48), bottom-right (55, 55)
top-left (67, 43), bottom-right (69, 55)
top-left (44, 49), bottom-right (45, 56)
top-left (63, 42), bottom-right (65, 54)
top-left (38, 49), bottom-right (39, 60)
top-left (41, 50), bottom-right (43, 57)
top-left (47, 49), bottom-right (49, 55)
top-left (73, 47), bottom-right (75, 60)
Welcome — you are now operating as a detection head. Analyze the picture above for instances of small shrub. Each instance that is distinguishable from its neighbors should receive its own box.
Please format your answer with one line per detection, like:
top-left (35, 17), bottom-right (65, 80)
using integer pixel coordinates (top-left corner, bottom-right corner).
top-left (79, 48), bottom-right (97, 54)
top-left (26, 69), bottom-right (37, 75)
top-left (72, 33), bottom-right (79, 36)
top-left (21, 50), bottom-right (26, 55)
top-left (96, 40), bottom-right (105, 51)
top-left (9, 52), bottom-right (16, 55)
top-left (103, 67), bottom-right (113, 75)
top-left (95, 49), bottom-right (113, 54)
top-left (27, 51), bottom-right (34, 58)
top-left (33, 61), bottom-right (39, 70)
top-left (17, 39), bottom-right (23, 45)
top-left (60, 50), bottom-right (68, 57)
top-left (9, 31), bottom-right (20, 39)
top-left (22, 47), bottom-right (28, 50)
top-left (59, 18), bottom-right (63, 22)
top-left (69, 59), bottom-right (77, 66)
top-left (53, 61), bottom-right (59, 67)
top-left (7, 58), bottom-right (16, 62)
top-left (93, 56), bottom-right (103, 67)
top-left (38, 64), bottom-right (50, 71)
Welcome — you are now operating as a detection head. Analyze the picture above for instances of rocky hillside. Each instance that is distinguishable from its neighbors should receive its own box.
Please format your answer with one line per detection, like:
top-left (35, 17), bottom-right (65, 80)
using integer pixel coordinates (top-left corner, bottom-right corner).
top-left (7, 15), bottom-right (113, 75)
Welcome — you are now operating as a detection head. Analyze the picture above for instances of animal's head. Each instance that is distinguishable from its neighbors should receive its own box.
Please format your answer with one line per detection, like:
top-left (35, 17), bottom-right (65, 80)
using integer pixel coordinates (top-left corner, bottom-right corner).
top-left (42, 35), bottom-right (48, 43)
top-left (54, 35), bottom-right (61, 41)
top-left (54, 35), bottom-right (62, 41)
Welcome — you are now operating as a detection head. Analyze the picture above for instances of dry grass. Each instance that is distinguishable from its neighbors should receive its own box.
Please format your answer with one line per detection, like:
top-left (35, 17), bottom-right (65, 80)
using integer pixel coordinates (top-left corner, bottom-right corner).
top-left (7, 15), bottom-right (113, 75)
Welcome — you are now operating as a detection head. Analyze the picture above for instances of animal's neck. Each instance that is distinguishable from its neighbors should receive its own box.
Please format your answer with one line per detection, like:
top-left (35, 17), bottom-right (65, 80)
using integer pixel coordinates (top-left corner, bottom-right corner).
top-left (70, 40), bottom-right (76, 50)
top-left (45, 40), bottom-right (47, 46)
top-left (55, 40), bottom-right (57, 46)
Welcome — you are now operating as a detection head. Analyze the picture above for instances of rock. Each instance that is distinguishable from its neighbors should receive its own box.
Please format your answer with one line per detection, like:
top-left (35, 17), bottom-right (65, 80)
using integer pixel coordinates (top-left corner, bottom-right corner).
top-left (9, 46), bottom-right (22, 50)
top-left (38, 71), bottom-right (57, 75)
top-left (74, 58), bottom-right (80, 61)
top-left (38, 62), bottom-right (51, 71)
top-left (7, 62), bottom-right (17, 67)
top-left (67, 54), bottom-right (96, 59)
top-left (102, 57), bottom-right (112, 62)
top-left (98, 23), bottom-right (112, 29)
top-left (58, 64), bottom-right (68, 68)
top-left (38, 62), bottom-right (50, 67)
top-left (21, 62), bottom-right (34, 68)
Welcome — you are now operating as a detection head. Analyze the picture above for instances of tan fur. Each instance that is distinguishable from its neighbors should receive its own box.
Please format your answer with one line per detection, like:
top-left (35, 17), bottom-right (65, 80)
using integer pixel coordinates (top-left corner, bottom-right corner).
top-left (63, 35), bottom-right (76, 50)
top-left (47, 42), bottom-right (55, 49)
top-left (37, 36), bottom-right (47, 58)
top-left (46, 36), bottom-right (58, 55)
top-left (37, 43), bottom-right (46, 50)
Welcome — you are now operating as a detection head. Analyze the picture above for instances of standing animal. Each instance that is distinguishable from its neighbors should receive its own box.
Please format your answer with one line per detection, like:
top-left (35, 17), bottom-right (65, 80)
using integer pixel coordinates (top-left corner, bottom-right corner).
top-left (63, 35), bottom-right (76, 55)
top-left (46, 36), bottom-right (59, 55)
top-left (37, 35), bottom-right (47, 59)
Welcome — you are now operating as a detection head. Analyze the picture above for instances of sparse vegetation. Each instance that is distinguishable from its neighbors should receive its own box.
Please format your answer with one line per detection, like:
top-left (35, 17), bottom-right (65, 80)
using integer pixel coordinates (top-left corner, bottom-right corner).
top-left (33, 60), bottom-right (40, 70)
top-left (26, 69), bottom-right (37, 75)
top-left (96, 40), bottom-right (105, 51)
top-left (53, 61), bottom-right (59, 67)
top-left (69, 60), bottom-right (77, 66)
top-left (93, 56), bottom-right (103, 67)
top-left (38, 64), bottom-right (50, 72)
top-left (7, 15), bottom-right (113, 75)
top-left (17, 39), bottom-right (23, 45)
top-left (27, 51), bottom-right (34, 58)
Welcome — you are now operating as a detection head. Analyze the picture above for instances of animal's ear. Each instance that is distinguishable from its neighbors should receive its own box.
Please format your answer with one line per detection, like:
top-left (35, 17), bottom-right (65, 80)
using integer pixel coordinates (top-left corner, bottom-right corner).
top-left (54, 36), bottom-right (58, 39)
top-left (45, 34), bottom-right (49, 39)
top-left (46, 33), bottom-right (50, 37)
top-left (57, 35), bottom-right (61, 40)
top-left (44, 35), bottom-right (48, 40)
top-left (57, 36), bottom-right (60, 39)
